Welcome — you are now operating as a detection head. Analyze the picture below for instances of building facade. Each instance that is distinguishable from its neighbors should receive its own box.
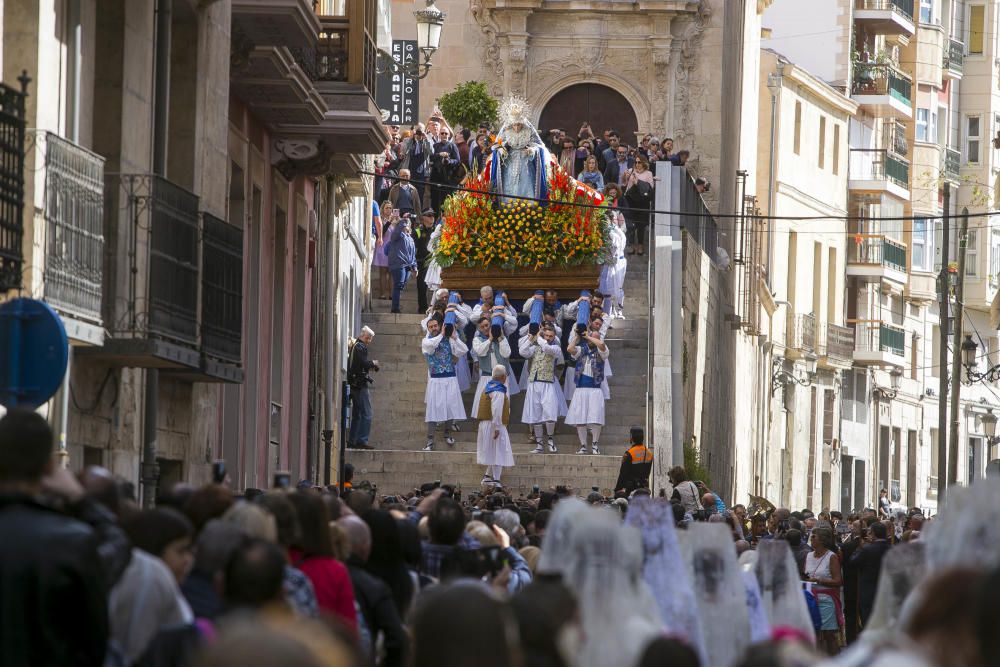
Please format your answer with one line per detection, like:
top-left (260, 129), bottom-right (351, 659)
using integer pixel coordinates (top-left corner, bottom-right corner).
top-left (0, 0), bottom-right (386, 499)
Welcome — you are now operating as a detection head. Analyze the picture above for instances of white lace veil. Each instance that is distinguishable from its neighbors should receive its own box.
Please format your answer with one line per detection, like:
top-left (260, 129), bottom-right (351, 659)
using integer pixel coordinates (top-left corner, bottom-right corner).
top-left (742, 569), bottom-right (772, 643)
top-left (624, 497), bottom-right (707, 663)
top-left (925, 481), bottom-right (1000, 570)
top-left (864, 541), bottom-right (927, 637)
top-left (753, 539), bottom-right (816, 641)
top-left (682, 523), bottom-right (751, 667)
top-left (536, 497), bottom-right (588, 577)
top-left (564, 507), bottom-right (663, 667)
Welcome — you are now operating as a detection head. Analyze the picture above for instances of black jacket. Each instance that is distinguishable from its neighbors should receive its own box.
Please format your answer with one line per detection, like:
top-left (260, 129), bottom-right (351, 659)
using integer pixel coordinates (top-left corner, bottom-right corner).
top-left (346, 557), bottom-right (407, 667)
top-left (413, 223), bottom-right (436, 264)
top-left (848, 539), bottom-right (891, 611)
top-left (0, 493), bottom-right (129, 666)
top-left (348, 340), bottom-right (377, 390)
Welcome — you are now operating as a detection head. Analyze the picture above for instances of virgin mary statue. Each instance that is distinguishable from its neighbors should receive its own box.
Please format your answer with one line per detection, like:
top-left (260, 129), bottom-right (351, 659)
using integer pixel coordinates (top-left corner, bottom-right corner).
top-left (485, 96), bottom-right (551, 203)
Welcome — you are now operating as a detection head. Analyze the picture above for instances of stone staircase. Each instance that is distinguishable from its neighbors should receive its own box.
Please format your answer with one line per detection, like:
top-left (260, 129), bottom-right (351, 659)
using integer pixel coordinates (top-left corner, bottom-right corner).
top-left (348, 258), bottom-right (650, 496)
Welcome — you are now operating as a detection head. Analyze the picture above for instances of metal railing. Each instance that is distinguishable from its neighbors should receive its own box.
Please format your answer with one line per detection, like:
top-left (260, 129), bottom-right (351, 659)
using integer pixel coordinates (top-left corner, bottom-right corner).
top-left (849, 149), bottom-right (909, 189)
top-left (942, 147), bottom-right (961, 181)
top-left (36, 131), bottom-right (105, 323)
top-left (848, 234), bottom-right (908, 272)
top-left (787, 312), bottom-right (816, 352)
top-left (855, 321), bottom-right (906, 357)
top-left (852, 63), bottom-right (912, 106)
top-left (202, 214), bottom-right (243, 363)
top-left (944, 38), bottom-right (964, 74)
top-left (109, 174), bottom-right (200, 345)
top-left (884, 119), bottom-right (908, 157)
top-left (0, 74), bottom-right (29, 291)
top-left (314, 0), bottom-right (377, 93)
top-left (855, 0), bottom-right (914, 20)
top-left (823, 323), bottom-right (855, 362)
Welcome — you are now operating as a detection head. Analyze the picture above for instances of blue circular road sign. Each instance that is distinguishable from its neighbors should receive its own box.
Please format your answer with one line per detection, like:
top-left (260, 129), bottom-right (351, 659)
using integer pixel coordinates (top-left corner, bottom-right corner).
top-left (0, 298), bottom-right (69, 409)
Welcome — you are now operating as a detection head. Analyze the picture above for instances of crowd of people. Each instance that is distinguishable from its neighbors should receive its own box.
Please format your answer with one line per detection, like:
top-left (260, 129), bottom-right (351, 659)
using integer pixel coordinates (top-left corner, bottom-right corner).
top-left (369, 112), bottom-right (700, 314)
top-left (4, 406), bottom-right (1000, 667)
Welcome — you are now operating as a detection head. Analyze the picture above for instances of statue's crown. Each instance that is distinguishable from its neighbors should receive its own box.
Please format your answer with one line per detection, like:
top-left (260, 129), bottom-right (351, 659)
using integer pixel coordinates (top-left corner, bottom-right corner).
top-left (499, 95), bottom-right (531, 126)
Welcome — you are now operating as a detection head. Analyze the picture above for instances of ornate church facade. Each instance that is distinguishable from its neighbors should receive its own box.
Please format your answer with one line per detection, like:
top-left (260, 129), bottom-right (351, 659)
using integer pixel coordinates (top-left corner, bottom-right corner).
top-left (391, 0), bottom-right (732, 166)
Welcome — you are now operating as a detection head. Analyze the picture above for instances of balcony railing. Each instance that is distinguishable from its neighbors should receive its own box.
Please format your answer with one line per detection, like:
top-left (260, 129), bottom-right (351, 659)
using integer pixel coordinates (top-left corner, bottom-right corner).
top-left (855, 0), bottom-right (914, 20)
top-left (202, 214), bottom-right (243, 363)
top-left (35, 131), bottom-right (105, 324)
top-left (942, 147), bottom-right (960, 181)
top-left (0, 76), bottom-right (28, 291)
top-left (823, 323), bottom-right (855, 363)
top-left (944, 38), bottom-right (964, 74)
top-left (787, 312), bottom-right (816, 353)
top-left (852, 63), bottom-right (912, 106)
top-left (848, 234), bottom-right (908, 272)
top-left (883, 120), bottom-right (908, 157)
top-left (855, 321), bottom-right (906, 357)
top-left (849, 149), bottom-right (909, 189)
top-left (313, 0), bottom-right (377, 93)
top-left (108, 174), bottom-right (200, 345)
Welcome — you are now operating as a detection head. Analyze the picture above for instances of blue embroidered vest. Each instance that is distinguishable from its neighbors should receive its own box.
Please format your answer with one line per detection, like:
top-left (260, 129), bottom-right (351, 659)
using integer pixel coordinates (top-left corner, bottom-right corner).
top-left (475, 333), bottom-right (514, 379)
top-left (575, 343), bottom-right (605, 388)
top-left (425, 337), bottom-right (456, 378)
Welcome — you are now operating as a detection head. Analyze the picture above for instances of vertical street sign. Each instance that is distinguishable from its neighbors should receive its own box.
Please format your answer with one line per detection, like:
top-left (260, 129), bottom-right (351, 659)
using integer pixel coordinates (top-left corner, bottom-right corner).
top-left (376, 40), bottom-right (420, 125)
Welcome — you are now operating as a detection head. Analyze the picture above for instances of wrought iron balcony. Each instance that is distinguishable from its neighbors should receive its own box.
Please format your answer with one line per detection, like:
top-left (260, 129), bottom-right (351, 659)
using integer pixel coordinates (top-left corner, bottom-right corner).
top-left (786, 312), bottom-right (816, 353)
top-left (854, 321), bottom-right (906, 359)
top-left (202, 214), bottom-right (243, 364)
top-left (941, 146), bottom-right (961, 183)
top-left (848, 234), bottom-right (908, 273)
top-left (849, 148), bottom-right (910, 192)
top-left (34, 131), bottom-right (105, 327)
top-left (822, 323), bottom-right (855, 364)
top-left (0, 74), bottom-right (29, 292)
top-left (107, 174), bottom-right (200, 347)
top-left (851, 63), bottom-right (912, 117)
top-left (855, 0), bottom-right (914, 20)
top-left (943, 38), bottom-right (964, 76)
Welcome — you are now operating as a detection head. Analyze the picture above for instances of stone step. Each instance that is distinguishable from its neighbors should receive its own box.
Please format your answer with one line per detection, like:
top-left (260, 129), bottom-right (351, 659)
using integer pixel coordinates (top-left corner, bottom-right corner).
top-left (345, 449), bottom-right (624, 496)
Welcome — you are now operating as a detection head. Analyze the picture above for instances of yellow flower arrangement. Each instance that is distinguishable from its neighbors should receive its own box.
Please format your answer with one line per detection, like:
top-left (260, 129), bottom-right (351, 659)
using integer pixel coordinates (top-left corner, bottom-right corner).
top-left (434, 159), bottom-right (610, 269)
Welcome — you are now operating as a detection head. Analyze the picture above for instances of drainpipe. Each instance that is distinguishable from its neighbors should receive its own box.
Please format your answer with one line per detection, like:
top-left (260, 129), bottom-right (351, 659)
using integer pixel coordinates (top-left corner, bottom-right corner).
top-left (322, 179), bottom-right (338, 485)
top-left (142, 0), bottom-right (171, 508)
top-left (765, 61), bottom-right (784, 292)
top-left (67, 0), bottom-right (82, 142)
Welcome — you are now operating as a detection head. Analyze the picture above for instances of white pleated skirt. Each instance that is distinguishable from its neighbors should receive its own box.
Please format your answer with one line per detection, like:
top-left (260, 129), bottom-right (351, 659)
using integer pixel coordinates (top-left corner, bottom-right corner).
top-left (456, 356), bottom-right (472, 392)
top-left (520, 381), bottom-right (565, 424)
top-left (477, 421), bottom-right (515, 467)
top-left (563, 364), bottom-right (611, 401)
top-left (565, 386), bottom-right (606, 425)
top-left (424, 377), bottom-right (467, 422)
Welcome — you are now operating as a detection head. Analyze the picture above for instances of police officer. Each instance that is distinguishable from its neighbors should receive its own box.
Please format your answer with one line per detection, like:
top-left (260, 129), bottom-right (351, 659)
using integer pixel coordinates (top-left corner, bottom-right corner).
top-left (615, 426), bottom-right (653, 495)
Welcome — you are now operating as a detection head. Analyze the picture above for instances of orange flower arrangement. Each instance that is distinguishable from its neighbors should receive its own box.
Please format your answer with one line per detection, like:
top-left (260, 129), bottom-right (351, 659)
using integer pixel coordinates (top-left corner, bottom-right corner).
top-left (434, 159), bottom-right (610, 269)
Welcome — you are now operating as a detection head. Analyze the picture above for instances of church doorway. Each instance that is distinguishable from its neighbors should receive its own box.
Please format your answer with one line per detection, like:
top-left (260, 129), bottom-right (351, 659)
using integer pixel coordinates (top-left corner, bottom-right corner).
top-left (538, 83), bottom-right (639, 144)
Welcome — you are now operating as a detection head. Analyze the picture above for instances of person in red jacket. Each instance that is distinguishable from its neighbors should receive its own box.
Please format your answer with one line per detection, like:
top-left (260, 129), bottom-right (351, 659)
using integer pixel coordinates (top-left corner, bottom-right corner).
top-left (286, 491), bottom-right (357, 631)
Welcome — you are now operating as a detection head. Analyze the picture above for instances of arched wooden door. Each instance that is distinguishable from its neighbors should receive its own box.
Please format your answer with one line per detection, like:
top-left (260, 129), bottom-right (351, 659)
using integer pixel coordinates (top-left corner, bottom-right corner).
top-left (538, 84), bottom-right (639, 143)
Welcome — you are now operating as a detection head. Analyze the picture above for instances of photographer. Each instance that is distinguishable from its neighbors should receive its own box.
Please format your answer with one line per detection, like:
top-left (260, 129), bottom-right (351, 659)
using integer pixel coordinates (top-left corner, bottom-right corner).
top-left (347, 326), bottom-right (379, 450)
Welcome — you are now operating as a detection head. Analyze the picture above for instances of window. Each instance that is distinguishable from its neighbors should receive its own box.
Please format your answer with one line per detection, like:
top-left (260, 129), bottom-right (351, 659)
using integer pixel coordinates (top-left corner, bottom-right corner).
top-left (841, 370), bottom-right (868, 423)
top-left (970, 5), bottom-right (985, 54)
top-left (991, 229), bottom-right (1000, 287)
top-left (794, 101), bottom-right (802, 155)
top-left (966, 228), bottom-right (979, 277)
top-left (967, 115), bottom-right (982, 163)
top-left (920, 0), bottom-right (934, 23)
top-left (833, 124), bottom-right (840, 175)
top-left (818, 116), bottom-right (826, 169)
top-left (912, 217), bottom-right (936, 271)
top-left (916, 108), bottom-right (937, 142)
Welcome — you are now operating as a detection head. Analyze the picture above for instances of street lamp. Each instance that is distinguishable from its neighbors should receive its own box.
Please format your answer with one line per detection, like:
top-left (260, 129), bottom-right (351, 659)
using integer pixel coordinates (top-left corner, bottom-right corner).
top-left (961, 334), bottom-right (1000, 384)
top-left (771, 354), bottom-right (817, 395)
top-left (376, 0), bottom-right (445, 79)
top-left (873, 366), bottom-right (903, 400)
top-left (982, 408), bottom-right (998, 443)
